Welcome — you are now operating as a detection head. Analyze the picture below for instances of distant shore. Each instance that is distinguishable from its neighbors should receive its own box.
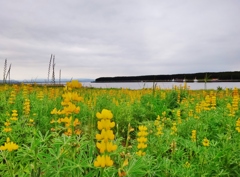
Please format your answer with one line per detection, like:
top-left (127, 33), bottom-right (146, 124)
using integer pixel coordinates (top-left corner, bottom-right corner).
top-left (92, 80), bottom-right (240, 83)
top-left (94, 71), bottom-right (240, 83)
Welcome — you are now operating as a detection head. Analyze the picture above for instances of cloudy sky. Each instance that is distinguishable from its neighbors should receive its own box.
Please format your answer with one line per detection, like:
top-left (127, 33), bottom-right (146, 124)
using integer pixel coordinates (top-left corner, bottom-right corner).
top-left (0, 0), bottom-right (240, 81)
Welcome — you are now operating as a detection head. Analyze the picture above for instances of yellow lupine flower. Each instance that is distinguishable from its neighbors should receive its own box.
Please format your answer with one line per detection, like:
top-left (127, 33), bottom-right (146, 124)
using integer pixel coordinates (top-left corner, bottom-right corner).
top-left (96, 141), bottom-right (117, 153)
top-left (96, 129), bottom-right (115, 142)
top-left (136, 150), bottom-right (146, 156)
top-left (73, 118), bottom-right (81, 126)
top-left (4, 121), bottom-right (11, 127)
top-left (96, 109), bottom-right (113, 119)
top-left (3, 127), bottom-right (12, 132)
top-left (137, 143), bottom-right (147, 149)
top-left (97, 119), bottom-right (115, 130)
top-left (0, 138), bottom-right (18, 152)
top-left (137, 137), bottom-right (147, 143)
top-left (138, 125), bottom-right (147, 131)
top-left (94, 155), bottom-right (113, 167)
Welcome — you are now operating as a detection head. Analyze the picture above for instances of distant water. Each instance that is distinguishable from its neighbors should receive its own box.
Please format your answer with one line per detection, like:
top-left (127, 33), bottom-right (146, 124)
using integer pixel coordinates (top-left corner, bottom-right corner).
top-left (81, 82), bottom-right (240, 90)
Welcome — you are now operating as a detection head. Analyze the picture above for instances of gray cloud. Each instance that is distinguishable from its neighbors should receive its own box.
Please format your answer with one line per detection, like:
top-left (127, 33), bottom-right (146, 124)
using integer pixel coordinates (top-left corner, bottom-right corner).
top-left (0, 0), bottom-right (240, 80)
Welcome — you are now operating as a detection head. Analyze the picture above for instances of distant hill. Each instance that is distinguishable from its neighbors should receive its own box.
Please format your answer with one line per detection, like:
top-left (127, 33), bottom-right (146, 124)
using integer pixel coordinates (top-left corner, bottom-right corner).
top-left (95, 71), bottom-right (240, 82)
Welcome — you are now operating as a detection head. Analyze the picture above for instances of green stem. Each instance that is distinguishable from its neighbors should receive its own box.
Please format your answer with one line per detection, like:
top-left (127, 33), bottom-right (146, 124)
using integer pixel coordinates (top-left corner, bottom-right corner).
top-left (99, 167), bottom-right (104, 177)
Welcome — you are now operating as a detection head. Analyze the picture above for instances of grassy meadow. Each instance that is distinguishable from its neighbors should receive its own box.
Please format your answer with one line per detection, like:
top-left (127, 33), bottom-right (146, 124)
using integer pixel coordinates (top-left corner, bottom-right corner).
top-left (0, 80), bottom-right (240, 177)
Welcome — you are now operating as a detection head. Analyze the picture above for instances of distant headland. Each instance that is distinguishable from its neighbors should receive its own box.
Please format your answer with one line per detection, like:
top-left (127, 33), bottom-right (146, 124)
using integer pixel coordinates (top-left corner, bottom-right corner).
top-left (94, 71), bottom-right (240, 83)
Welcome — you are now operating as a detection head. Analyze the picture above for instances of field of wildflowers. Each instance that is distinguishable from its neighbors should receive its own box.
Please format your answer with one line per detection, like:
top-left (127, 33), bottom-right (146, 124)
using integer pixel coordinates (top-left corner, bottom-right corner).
top-left (0, 80), bottom-right (240, 177)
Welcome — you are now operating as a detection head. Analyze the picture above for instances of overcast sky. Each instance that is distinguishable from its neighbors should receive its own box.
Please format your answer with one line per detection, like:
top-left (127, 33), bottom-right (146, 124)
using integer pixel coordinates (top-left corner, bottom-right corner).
top-left (1, 0), bottom-right (240, 81)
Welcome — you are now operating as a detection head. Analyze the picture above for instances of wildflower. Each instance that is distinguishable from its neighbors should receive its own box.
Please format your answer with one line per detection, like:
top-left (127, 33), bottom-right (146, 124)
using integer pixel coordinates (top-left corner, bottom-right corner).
top-left (74, 129), bottom-right (81, 135)
top-left (96, 109), bottom-right (113, 119)
top-left (66, 80), bottom-right (82, 89)
top-left (51, 108), bottom-right (60, 115)
top-left (23, 99), bottom-right (30, 116)
top-left (73, 118), bottom-right (81, 126)
top-left (4, 121), bottom-right (11, 127)
top-left (170, 122), bottom-right (177, 135)
top-left (98, 119), bottom-right (115, 130)
top-left (136, 150), bottom-right (146, 156)
top-left (0, 137), bottom-right (19, 152)
top-left (202, 138), bottom-right (210, 147)
top-left (3, 127), bottom-right (12, 132)
top-left (136, 125), bottom-right (148, 156)
top-left (11, 110), bottom-right (18, 117)
top-left (191, 130), bottom-right (197, 142)
top-left (94, 155), bottom-right (113, 167)
top-left (96, 129), bottom-right (115, 142)
top-left (94, 109), bottom-right (117, 167)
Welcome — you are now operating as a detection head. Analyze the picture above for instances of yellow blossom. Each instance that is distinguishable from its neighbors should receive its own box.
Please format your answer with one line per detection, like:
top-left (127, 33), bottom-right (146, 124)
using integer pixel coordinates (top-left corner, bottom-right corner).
top-left (202, 138), bottom-right (210, 147)
top-left (136, 150), bottom-right (146, 156)
top-left (94, 155), bottom-right (113, 167)
top-left (3, 127), bottom-right (12, 132)
top-left (0, 138), bottom-right (19, 152)
top-left (97, 119), bottom-right (115, 130)
top-left (96, 129), bottom-right (115, 142)
top-left (96, 109), bottom-right (113, 119)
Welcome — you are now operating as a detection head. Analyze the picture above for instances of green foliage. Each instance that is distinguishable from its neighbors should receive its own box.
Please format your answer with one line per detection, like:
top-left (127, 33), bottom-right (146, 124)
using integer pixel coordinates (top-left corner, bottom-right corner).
top-left (0, 84), bottom-right (240, 176)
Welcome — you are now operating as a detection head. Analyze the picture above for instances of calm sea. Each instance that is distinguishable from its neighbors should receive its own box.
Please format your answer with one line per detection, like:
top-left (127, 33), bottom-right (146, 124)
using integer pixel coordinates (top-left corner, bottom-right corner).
top-left (80, 82), bottom-right (240, 90)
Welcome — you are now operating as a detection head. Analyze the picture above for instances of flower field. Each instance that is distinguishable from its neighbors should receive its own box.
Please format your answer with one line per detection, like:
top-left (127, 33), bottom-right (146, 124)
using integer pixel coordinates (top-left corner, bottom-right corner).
top-left (0, 81), bottom-right (240, 177)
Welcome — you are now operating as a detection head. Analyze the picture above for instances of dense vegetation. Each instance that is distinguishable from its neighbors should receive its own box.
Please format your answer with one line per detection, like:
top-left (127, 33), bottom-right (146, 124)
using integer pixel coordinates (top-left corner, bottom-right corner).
top-left (0, 81), bottom-right (240, 176)
top-left (95, 71), bottom-right (240, 82)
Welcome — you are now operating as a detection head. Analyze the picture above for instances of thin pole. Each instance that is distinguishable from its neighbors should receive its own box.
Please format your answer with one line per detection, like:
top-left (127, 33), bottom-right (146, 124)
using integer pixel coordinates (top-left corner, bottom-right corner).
top-left (48, 54), bottom-right (52, 83)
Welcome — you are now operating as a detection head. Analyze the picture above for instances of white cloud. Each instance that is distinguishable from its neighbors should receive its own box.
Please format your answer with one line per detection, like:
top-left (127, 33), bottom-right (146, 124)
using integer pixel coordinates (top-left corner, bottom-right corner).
top-left (0, 0), bottom-right (240, 80)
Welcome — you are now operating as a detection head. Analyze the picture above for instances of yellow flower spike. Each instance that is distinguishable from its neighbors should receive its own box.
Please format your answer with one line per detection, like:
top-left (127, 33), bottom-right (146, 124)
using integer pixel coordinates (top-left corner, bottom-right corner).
top-left (94, 109), bottom-right (117, 168)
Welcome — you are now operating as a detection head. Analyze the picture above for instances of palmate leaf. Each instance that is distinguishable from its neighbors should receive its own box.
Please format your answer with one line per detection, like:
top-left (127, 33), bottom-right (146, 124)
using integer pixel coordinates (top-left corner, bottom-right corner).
top-left (125, 157), bottom-right (148, 177)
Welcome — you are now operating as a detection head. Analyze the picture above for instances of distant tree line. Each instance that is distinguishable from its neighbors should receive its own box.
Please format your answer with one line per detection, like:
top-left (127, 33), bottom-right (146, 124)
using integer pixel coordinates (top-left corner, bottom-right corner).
top-left (95, 71), bottom-right (240, 82)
